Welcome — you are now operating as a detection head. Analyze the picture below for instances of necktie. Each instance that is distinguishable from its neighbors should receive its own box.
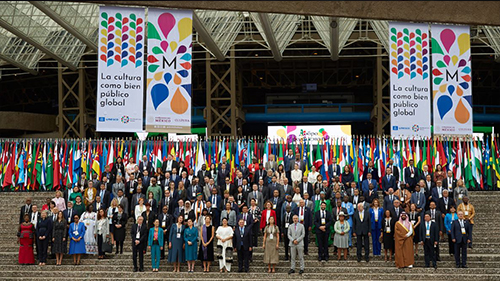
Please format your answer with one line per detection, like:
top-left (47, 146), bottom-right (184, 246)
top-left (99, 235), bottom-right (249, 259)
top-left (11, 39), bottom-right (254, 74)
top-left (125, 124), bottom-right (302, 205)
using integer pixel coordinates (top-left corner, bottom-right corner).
top-left (411, 167), bottom-right (414, 174)
top-left (254, 191), bottom-right (257, 198)
top-left (301, 208), bottom-right (304, 216)
top-left (244, 214), bottom-right (246, 221)
top-left (427, 222), bottom-right (430, 230)
top-left (322, 211), bottom-right (325, 218)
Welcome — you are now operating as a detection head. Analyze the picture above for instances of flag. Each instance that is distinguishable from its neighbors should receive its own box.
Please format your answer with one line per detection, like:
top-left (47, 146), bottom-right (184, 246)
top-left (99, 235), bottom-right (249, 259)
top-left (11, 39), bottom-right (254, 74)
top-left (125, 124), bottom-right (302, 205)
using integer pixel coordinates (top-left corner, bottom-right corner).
top-left (107, 141), bottom-right (114, 170)
top-left (17, 143), bottom-right (26, 187)
top-left (314, 142), bottom-right (323, 170)
top-left (53, 143), bottom-right (60, 190)
top-left (46, 143), bottom-right (53, 190)
top-left (92, 148), bottom-right (101, 180)
top-left (196, 140), bottom-right (205, 173)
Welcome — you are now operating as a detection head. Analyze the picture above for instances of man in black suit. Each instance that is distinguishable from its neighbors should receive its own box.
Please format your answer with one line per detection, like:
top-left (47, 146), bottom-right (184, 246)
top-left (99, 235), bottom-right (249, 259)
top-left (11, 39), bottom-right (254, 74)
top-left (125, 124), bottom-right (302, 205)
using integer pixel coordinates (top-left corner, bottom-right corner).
top-left (284, 148), bottom-right (295, 183)
top-left (19, 198), bottom-right (32, 224)
top-left (220, 176), bottom-right (236, 197)
top-left (159, 189), bottom-right (175, 216)
top-left (233, 219), bottom-right (253, 272)
top-left (328, 158), bottom-right (341, 184)
top-left (438, 189), bottom-right (455, 217)
top-left (281, 204), bottom-right (294, 261)
top-left (239, 161), bottom-right (250, 180)
top-left (404, 159), bottom-right (419, 191)
top-left (138, 155), bottom-right (152, 175)
top-left (162, 154), bottom-right (179, 174)
top-left (159, 204), bottom-right (173, 259)
top-left (196, 164), bottom-right (209, 181)
top-left (386, 159), bottom-right (400, 183)
top-left (293, 199), bottom-right (312, 255)
top-left (264, 176), bottom-right (281, 202)
top-left (299, 176), bottom-right (313, 197)
top-left (217, 164), bottom-right (230, 187)
top-left (383, 188), bottom-right (398, 211)
top-left (382, 167), bottom-right (397, 197)
top-left (420, 213), bottom-right (439, 268)
top-left (390, 199), bottom-right (403, 220)
top-left (237, 205), bottom-right (254, 228)
top-left (314, 202), bottom-right (333, 262)
top-left (362, 160), bottom-right (379, 182)
top-left (253, 166), bottom-right (267, 185)
top-left (451, 211), bottom-right (472, 268)
top-left (352, 203), bottom-right (371, 262)
top-left (428, 201), bottom-right (444, 261)
top-left (363, 183), bottom-right (378, 204)
top-left (279, 178), bottom-right (293, 199)
top-left (97, 183), bottom-right (111, 209)
top-left (419, 165), bottom-right (433, 182)
top-left (131, 216), bottom-right (148, 272)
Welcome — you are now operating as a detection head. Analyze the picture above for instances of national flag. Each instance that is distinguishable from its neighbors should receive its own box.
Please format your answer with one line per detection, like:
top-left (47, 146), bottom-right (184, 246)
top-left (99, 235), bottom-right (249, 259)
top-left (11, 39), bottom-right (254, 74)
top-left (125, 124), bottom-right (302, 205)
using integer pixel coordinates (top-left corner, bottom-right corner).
top-left (53, 143), bottom-right (60, 190)
top-left (314, 142), bottom-right (323, 170)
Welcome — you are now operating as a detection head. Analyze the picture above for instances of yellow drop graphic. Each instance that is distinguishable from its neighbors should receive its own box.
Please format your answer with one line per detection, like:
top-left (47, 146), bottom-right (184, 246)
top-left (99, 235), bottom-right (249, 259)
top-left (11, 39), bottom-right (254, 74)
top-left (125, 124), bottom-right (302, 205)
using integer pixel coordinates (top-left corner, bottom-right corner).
top-left (452, 55), bottom-right (458, 65)
top-left (146, 78), bottom-right (153, 87)
top-left (340, 125), bottom-right (351, 135)
top-left (170, 41), bottom-right (178, 52)
top-left (457, 33), bottom-right (470, 56)
top-left (439, 84), bottom-right (447, 93)
top-left (100, 37), bottom-right (106, 45)
top-left (433, 90), bottom-right (438, 98)
top-left (173, 74), bottom-right (181, 85)
top-left (154, 71), bottom-right (163, 81)
top-left (455, 99), bottom-right (470, 124)
top-left (276, 129), bottom-right (286, 139)
top-left (100, 29), bottom-right (107, 36)
top-left (178, 18), bottom-right (192, 41)
top-left (116, 30), bottom-right (122, 37)
top-left (130, 30), bottom-right (136, 37)
top-left (171, 88), bottom-right (189, 114)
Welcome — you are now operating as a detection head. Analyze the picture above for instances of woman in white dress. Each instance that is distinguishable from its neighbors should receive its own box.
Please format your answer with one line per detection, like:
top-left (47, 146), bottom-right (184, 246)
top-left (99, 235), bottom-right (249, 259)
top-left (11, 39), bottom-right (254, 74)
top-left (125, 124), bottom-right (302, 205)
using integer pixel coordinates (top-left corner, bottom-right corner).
top-left (81, 204), bottom-right (98, 255)
top-left (216, 217), bottom-right (234, 272)
top-left (291, 163), bottom-right (302, 185)
top-left (134, 197), bottom-right (146, 221)
top-left (307, 166), bottom-right (319, 186)
top-left (107, 198), bottom-right (118, 244)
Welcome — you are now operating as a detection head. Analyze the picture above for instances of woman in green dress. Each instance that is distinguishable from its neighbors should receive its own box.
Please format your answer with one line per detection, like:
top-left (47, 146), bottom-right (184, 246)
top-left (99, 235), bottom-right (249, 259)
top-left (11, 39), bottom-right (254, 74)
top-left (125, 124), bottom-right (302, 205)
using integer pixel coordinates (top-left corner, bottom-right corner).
top-left (184, 219), bottom-right (198, 273)
top-left (73, 196), bottom-right (86, 217)
top-left (69, 186), bottom-right (82, 205)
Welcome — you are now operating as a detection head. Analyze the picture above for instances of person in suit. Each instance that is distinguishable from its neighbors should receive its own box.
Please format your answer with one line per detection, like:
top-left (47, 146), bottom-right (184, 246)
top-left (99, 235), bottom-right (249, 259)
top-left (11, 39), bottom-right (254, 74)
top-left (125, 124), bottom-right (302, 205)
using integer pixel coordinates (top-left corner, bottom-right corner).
top-left (299, 176), bottom-right (313, 197)
top-left (292, 199), bottom-right (312, 255)
top-left (288, 215), bottom-right (305, 274)
top-left (131, 216), bottom-right (148, 272)
top-left (451, 211), bottom-right (472, 268)
top-left (265, 154), bottom-right (278, 172)
top-left (284, 149), bottom-right (295, 181)
top-left (314, 202), bottom-right (332, 262)
top-left (92, 196), bottom-right (104, 211)
top-left (281, 195), bottom-right (297, 223)
top-left (352, 203), bottom-right (371, 262)
top-left (386, 159), bottom-right (400, 183)
top-left (363, 183), bottom-right (378, 204)
top-left (361, 173), bottom-right (378, 194)
top-left (370, 199), bottom-right (384, 256)
top-left (97, 183), bottom-right (111, 210)
top-left (131, 187), bottom-right (146, 219)
top-left (36, 210), bottom-right (53, 265)
top-left (233, 219), bottom-right (253, 272)
top-left (303, 192), bottom-right (314, 212)
top-left (404, 159), bottom-right (419, 191)
top-left (254, 166), bottom-right (267, 185)
top-left (20, 198), bottom-right (33, 224)
top-left (391, 199), bottom-right (403, 220)
top-left (269, 189), bottom-right (283, 223)
top-left (410, 184), bottom-right (426, 213)
top-left (160, 189), bottom-right (175, 216)
top-left (139, 155), bottom-right (152, 175)
top-left (221, 177), bottom-right (236, 197)
top-left (158, 204), bottom-right (173, 260)
top-left (142, 203), bottom-right (157, 230)
top-left (238, 205), bottom-right (254, 228)
top-left (432, 180), bottom-right (445, 203)
top-left (420, 213), bottom-right (439, 268)
top-left (63, 201), bottom-right (75, 225)
top-left (438, 189), bottom-right (455, 217)
top-left (423, 176), bottom-right (435, 210)
top-left (217, 164), bottom-right (230, 188)
top-left (115, 189), bottom-right (129, 215)
top-left (383, 188), bottom-right (398, 212)
top-left (419, 165), bottom-right (433, 182)
top-left (208, 189), bottom-right (222, 227)
top-left (112, 205), bottom-right (128, 254)
top-left (264, 176), bottom-right (281, 202)
top-left (281, 204), bottom-right (294, 261)
top-left (428, 201), bottom-right (444, 261)
top-left (328, 158), bottom-right (341, 183)
top-left (362, 161), bottom-right (379, 182)
top-left (444, 171), bottom-right (457, 199)
top-left (382, 167), bottom-right (397, 196)
top-left (247, 184), bottom-right (264, 210)
top-left (162, 154), bottom-right (179, 174)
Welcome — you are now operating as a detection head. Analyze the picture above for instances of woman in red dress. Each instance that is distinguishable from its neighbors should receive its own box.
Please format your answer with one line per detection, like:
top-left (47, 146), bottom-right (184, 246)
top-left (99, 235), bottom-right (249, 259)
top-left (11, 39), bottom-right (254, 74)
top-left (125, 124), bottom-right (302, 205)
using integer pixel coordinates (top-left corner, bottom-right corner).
top-left (18, 214), bottom-right (35, 264)
top-left (260, 201), bottom-right (277, 230)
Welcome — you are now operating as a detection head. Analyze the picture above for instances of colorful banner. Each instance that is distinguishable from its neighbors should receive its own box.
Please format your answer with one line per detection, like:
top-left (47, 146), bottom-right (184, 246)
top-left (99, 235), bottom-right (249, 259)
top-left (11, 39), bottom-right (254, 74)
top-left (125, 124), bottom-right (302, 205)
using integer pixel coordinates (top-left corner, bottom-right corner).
top-left (268, 125), bottom-right (351, 144)
top-left (145, 9), bottom-right (193, 133)
top-left (432, 25), bottom-right (473, 135)
top-left (96, 6), bottom-right (145, 132)
top-left (389, 22), bottom-right (431, 138)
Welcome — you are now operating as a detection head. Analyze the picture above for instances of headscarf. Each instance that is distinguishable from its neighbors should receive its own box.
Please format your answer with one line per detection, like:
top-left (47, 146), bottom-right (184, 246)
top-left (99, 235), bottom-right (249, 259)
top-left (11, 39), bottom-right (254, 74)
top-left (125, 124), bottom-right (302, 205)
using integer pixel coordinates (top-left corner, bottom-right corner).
top-left (398, 211), bottom-right (412, 230)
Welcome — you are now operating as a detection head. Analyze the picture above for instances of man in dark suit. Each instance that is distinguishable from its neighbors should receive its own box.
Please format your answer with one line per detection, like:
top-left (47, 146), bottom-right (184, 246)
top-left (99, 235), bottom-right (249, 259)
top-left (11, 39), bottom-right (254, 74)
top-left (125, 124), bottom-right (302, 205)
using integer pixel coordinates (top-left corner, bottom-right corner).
top-left (19, 198), bottom-right (32, 224)
top-left (237, 205), bottom-right (254, 228)
top-left (382, 167), bottom-right (397, 196)
top-left (239, 161), bottom-right (250, 180)
top-left (130, 187), bottom-right (145, 219)
top-left (352, 203), bottom-right (371, 262)
top-left (131, 216), bottom-right (148, 272)
top-left (432, 180), bottom-right (445, 203)
top-left (279, 178), bottom-right (293, 199)
top-left (438, 189), bottom-right (455, 217)
top-left (383, 188), bottom-right (398, 211)
top-left (362, 161), bottom-right (379, 182)
top-left (161, 154), bottom-right (179, 174)
top-left (159, 204), bottom-right (173, 259)
top-left (292, 199), bottom-right (312, 255)
top-left (299, 176), bottom-right (313, 197)
top-left (264, 176), bottom-right (281, 202)
top-left (419, 165), bottom-right (433, 182)
top-left (410, 184), bottom-right (426, 212)
top-left (233, 219), bottom-right (253, 272)
top-left (186, 183), bottom-right (201, 203)
top-left (363, 183), bottom-right (378, 204)
top-left (428, 201), bottom-right (444, 261)
top-left (284, 148), bottom-right (295, 183)
top-left (138, 155), bottom-right (153, 175)
top-left (208, 190), bottom-right (222, 227)
top-left (443, 170), bottom-right (456, 196)
top-left (281, 204), bottom-right (294, 260)
top-left (386, 159), bottom-right (400, 183)
top-left (423, 175), bottom-right (435, 210)
top-left (217, 164), bottom-right (230, 187)
top-left (253, 166), bottom-right (267, 185)
top-left (361, 173), bottom-right (378, 194)
top-left (93, 196), bottom-right (104, 211)
top-left (314, 202), bottom-right (333, 261)
top-left (390, 199), bottom-right (403, 220)
top-left (97, 183), bottom-right (111, 209)
top-left (421, 213), bottom-right (439, 268)
top-left (451, 211), bottom-right (472, 268)
top-left (159, 189), bottom-right (175, 216)
top-left (328, 158), bottom-right (341, 183)
top-left (126, 176), bottom-right (138, 213)
top-left (196, 164), bottom-right (209, 181)
top-left (62, 202), bottom-right (74, 224)
top-left (404, 159), bottom-right (419, 191)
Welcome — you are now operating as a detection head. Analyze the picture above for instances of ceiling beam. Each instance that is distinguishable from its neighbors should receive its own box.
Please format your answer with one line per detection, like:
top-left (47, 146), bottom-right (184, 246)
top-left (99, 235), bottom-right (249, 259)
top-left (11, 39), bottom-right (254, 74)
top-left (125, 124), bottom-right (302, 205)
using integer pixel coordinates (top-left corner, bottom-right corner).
top-left (330, 18), bottom-right (339, 61)
top-left (193, 12), bottom-right (225, 61)
top-left (257, 13), bottom-right (283, 62)
top-left (30, 1), bottom-right (97, 52)
top-left (0, 54), bottom-right (38, 75)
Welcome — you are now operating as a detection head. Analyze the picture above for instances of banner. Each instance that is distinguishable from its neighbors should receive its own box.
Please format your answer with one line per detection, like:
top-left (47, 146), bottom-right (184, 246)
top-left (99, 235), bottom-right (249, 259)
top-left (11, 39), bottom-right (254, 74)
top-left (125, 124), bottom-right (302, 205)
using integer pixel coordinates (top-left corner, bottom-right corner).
top-left (431, 25), bottom-right (473, 135)
top-left (97, 6), bottom-right (145, 132)
top-left (389, 22), bottom-right (431, 138)
top-left (268, 125), bottom-right (351, 144)
top-left (145, 9), bottom-right (193, 133)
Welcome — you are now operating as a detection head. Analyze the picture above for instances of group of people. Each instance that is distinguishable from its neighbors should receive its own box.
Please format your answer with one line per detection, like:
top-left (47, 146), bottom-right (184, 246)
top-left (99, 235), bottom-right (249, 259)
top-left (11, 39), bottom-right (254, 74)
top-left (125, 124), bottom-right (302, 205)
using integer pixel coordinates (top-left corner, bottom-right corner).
top-left (16, 153), bottom-right (476, 273)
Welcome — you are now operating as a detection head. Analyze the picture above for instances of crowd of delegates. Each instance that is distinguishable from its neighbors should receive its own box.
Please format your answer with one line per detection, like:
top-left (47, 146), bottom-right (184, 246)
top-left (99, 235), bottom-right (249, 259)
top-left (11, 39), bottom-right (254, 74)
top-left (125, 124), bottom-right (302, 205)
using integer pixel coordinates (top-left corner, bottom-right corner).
top-left (16, 153), bottom-right (475, 273)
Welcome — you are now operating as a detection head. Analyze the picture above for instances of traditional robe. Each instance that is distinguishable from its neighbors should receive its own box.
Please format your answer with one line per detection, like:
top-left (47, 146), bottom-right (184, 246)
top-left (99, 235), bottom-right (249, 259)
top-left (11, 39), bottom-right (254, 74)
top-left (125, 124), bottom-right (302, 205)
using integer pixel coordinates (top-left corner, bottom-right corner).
top-left (394, 221), bottom-right (414, 268)
top-left (394, 189), bottom-right (412, 213)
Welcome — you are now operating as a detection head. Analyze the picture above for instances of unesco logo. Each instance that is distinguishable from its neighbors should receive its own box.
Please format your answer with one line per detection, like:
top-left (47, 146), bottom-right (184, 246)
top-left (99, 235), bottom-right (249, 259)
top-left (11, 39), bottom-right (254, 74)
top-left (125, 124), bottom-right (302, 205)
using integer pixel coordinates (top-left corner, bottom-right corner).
top-left (412, 124), bottom-right (420, 132)
top-left (121, 115), bottom-right (130, 124)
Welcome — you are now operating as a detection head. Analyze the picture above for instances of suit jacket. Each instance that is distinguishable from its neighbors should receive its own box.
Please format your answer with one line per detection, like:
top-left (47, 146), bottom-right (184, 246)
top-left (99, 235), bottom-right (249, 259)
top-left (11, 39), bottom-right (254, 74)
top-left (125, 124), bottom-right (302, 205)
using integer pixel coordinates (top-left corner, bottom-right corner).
top-left (263, 183), bottom-right (281, 202)
top-left (233, 225), bottom-right (253, 250)
top-left (280, 201), bottom-right (297, 221)
top-left (178, 167), bottom-right (188, 177)
top-left (390, 206), bottom-right (404, 220)
top-left (186, 185), bottom-right (202, 202)
top-left (438, 197), bottom-right (456, 215)
top-left (279, 184), bottom-right (293, 199)
top-left (237, 212), bottom-right (254, 228)
top-left (247, 191), bottom-right (264, 210)
top-left (161, 160), bottom-right (179, 173)
top-left (410, 191), bottom-right (426, 210)
top-left (328, 164), bottom-right (341, 181)
top-left (420, 220), bottom-right (440, 244)
top-left (159, 196), bottom-right (176, 215)
top-left (19, 204), bottom-right (32, 224)
top-left (130, 223), bottom-right (148, 249)
top-left (92, 201), bottom-right (105, 211)
top-left (443, 177), bottom-right (457, 190)
top-left (352, 209), bottom-right (371, 235)
top-left (97, 189), bottom-right (111, 209)
top-left (363, 189), bottom-right (378, 204)
top-left (427, 209), bottom-right (444, 232)
top-left (299, 182), bottom-right (313, 197)
top-left (253, 169), bottom-right (267, 185)
top-left (381, 174), bottom-right (397, 193)
top-left (138, 161), bottom-right (153, 175)
top-left (383, 194), bottom-right (399, 211)
top-left (313, 209), bottom-right (333, 234)
top-left (62, 208), bottom-right (75, 224)
top-left (292, 206), bottom-right (312, 229)
top-left (221, 183), bottom-right (237, 197)
top-left (450, 219), bottom-right (472, 244)
top-left (362, 167), bottom-right (379, 182)
top-left (239, 167), bottom-right (250, 181)
top-left (404, 166), bottom-right (419, 186)
top-left (281, 211), bottom-right (294, 234)
top-left (432, 186), bottom-right (445, 203)
top-left (217, 170), bottom-right (230, 187)
top-left (419, 171), bottom-right (433, 182)
top-left (131, 193), bottom-right (146, 212)
top-left (116, 196), bottom-right (129, 215)
top-left (287, 222), bottom-right (305, 246)
top-left (332, 206), bottom-right (348, 223)
top-left (265, 161), bottom-right (278, 172)
top-left (141, 211), bottom-right (157, 229)
top-left (386, 165), bottom-right (400, 183)
top-left (126, 181), bottom-right (138, 197)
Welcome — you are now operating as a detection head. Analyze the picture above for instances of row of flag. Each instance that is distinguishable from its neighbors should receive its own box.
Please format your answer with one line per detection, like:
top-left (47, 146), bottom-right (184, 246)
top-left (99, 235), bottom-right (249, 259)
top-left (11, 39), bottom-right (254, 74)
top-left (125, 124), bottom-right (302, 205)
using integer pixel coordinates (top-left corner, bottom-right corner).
top-left (0, 135), bottom-right (499, 191)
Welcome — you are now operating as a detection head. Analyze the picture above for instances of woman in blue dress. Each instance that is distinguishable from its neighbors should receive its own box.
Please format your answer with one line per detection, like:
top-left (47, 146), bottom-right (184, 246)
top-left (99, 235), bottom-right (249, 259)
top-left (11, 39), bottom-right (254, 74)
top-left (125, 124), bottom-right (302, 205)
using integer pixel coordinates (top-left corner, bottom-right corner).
top-left (148, 219), bottom-right (164, 272)
top-left (68, 214), bottom-right (86, 265)
top-left (168, 215), bottom-right (185, 272)
top-left (369, 198), bottom-right (384, 256)
top-left (184, 218), bottom-right (198, 273)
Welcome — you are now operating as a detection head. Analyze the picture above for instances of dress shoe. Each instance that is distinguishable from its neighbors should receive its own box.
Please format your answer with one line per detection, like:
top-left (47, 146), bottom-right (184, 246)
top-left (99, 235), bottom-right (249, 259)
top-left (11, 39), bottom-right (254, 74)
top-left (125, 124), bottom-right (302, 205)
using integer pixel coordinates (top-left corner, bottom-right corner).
top-left (245, 269), bottom-right (249, 273)
top-left (462, 265), bottom-right (468, 268)
top-left (365, 258), bottom-right (370, 263)
top-left (133, 268), bottom-right (138, 272)
top-left (299, 270), bottom-right (304, 274)
top-left (238, 269), bottom-right (243, 272)
top-left (288, 269), bottom-right (295, 274)
top-left (139, 268), bottom-right (144, 272)
top-left (357, 258), bottom-right (361, 262)
top-left (456, 265), bottom-right (461, 268)
top-left (433, 265), bottom-right (437, 269)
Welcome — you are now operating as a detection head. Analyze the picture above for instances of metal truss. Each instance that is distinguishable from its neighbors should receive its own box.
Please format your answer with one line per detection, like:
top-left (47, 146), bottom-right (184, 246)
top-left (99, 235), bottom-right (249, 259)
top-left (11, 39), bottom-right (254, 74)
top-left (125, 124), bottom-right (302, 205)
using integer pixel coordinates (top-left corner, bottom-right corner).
top-left (0, 28), bottom-right (42, 74)
top-left (58, 62), bottom-right (86, 138)
top-left (311, 16), bottom-right (358, 59)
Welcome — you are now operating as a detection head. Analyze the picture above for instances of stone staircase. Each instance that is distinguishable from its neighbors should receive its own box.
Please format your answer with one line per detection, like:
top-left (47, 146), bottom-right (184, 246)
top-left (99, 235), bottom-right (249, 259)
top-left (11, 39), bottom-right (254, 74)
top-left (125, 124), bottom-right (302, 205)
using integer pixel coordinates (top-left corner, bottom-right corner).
top-left (1, 191), bottom-right (499, 280)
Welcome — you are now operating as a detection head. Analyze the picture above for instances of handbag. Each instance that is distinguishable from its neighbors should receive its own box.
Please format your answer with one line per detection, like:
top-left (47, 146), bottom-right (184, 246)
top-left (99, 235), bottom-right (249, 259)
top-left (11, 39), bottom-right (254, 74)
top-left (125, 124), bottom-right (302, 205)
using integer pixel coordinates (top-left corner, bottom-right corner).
top-left (102, 238), bottom-right (113, 253)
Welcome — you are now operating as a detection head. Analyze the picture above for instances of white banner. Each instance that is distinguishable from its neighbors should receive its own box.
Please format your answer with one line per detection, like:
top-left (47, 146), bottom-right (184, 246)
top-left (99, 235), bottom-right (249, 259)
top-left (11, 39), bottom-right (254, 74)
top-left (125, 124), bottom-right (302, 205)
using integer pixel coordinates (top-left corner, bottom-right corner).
top-left (145, 9), bottom-right (193, 133)
top-left (432, 25), bottom-right (473, 135)
top-left (96, 6), bottom-right (145, 132)
top-left (268, 125), bottom-right (351, 144)
top-left (389, 22), bottom-right (431, 138)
